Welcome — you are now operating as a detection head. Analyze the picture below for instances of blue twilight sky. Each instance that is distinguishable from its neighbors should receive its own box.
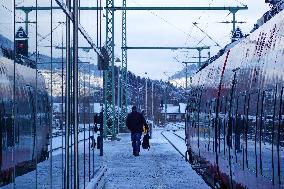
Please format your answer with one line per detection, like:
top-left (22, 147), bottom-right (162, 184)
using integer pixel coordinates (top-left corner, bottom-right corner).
top-left (0, 0), bottom-right (270, 80)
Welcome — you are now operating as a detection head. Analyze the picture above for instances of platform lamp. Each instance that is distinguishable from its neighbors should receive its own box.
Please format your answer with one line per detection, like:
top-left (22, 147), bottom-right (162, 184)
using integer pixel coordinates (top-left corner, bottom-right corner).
top-left (115, 57), bottom-right (122, 134)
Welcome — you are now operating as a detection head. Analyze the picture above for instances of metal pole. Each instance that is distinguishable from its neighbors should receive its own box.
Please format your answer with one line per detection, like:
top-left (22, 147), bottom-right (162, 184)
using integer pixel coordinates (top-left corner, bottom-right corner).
top-left (61, 24), bottom-right (64, 188)
top-left (151, 82), bottom-right (154, 124)
top-left (165, 87), bottom-right (167, 126)
top-left (198, 49), bottom-right (202, 69)
top-left (73, 0), bottom-right (79, 187)
top-left (145, 76), bottom-right (148, 115)
top-left (83, 71), bottom-right (86, 189)
top-left (232, 12), bottom-right (236, 33)
top-left (121, 0), bottom-right (128, 131)
top-left (105, 0), bottom-right (115, 138)
top-left (111, 7), bottom-right (116, 139)
top-left (185, 63), bottom-right (188, 90)
top-left (24, 11), bottom-right (29, 35)
top-left (12, 1), bottom-right (16, 187)
top-left (64, 0), bottom-right (71, 188)
top-left (35, 0), bottom-right (39, 187)
top-left (88, 64), bottom-right (91, 181)
top-left (117, 67), bottom-right (120, 134)
top-left (49, 0), bottom-right (53, 187)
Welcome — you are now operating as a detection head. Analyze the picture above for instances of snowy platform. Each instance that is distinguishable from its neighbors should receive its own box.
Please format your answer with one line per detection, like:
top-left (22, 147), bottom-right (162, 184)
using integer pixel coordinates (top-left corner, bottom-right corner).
top-left (103, 130), bottom-right (210, 189)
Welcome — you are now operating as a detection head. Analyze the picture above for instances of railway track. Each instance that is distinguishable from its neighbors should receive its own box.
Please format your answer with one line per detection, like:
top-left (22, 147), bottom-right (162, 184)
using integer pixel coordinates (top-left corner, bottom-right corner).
top-left (161, 130), bottom-right (186, 158)
top-left (49, 130), bottom-right (94, 153)
top-left (173, 131), bottom-right (185, 141)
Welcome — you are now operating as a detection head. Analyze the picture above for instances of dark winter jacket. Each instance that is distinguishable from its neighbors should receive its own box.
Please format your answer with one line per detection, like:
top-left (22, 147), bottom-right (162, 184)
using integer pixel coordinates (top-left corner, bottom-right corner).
top-left (126, 111), bottom-right (148, 133)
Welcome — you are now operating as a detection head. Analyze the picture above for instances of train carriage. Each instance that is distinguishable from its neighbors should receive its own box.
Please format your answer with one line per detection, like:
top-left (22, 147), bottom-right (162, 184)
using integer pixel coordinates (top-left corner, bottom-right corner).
top-left (0, 54), bottom-right (50, 186)
top-left (186, 3), bottom-right (284, 189)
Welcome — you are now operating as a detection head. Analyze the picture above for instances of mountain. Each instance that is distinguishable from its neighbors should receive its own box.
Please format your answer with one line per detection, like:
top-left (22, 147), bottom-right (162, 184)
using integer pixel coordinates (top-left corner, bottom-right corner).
top-left (0, 34), bottom-right (13, 49)
top-left (169, 64), bottom-right (198, 80)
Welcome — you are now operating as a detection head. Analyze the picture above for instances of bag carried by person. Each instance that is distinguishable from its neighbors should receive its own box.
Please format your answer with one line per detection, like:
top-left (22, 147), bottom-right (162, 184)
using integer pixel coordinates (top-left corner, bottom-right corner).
top-left (142, 132), bottom-right (150, 150)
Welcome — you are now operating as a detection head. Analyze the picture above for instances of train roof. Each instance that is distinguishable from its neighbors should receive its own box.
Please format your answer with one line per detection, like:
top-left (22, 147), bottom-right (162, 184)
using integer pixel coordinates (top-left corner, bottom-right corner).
top-left (197, 1), bottom-right (284, 74)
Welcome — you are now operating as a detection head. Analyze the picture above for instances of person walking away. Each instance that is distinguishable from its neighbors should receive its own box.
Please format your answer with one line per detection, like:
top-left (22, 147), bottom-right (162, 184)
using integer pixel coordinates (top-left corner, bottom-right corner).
top-left (126, 106), bottom-right (148, 156)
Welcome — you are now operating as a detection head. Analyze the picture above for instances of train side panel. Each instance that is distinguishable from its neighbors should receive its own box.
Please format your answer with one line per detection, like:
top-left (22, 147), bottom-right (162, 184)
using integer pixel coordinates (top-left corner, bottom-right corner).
top-left (186, 8), bottom-right (284, 189)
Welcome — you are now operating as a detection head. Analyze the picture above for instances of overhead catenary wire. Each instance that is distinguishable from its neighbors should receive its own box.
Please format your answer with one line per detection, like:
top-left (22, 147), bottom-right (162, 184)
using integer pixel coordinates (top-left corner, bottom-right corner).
top-left (183, 1), bottom-right (214, 65)
top-left (131, 0), bottom-right (213, 83)
top-left (132, 0), bottom-right (206, 46)
top-left (38, 22), bottom-right (63, 44)
top-left (192, 22), bottom-right (222, 47)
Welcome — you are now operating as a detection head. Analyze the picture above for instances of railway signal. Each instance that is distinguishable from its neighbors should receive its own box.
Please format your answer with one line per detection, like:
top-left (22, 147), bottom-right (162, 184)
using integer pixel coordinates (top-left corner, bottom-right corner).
top-left (15, 27), bottom-right (28, 57)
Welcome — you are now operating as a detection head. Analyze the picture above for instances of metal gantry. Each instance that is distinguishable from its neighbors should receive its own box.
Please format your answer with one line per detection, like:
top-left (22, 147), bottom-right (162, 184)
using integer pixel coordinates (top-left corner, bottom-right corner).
top-left (116, 5), bottom-right (247, 136)
top-left (15, 6), bottom-right (103, 36)
top-left (121, 46), bottom-right (210, 50)
top-left (16, 4), bottom-right (103, 56)
top-left (104, 0), bottom-right (116, 139)
top-left (120, 0), bottom-right (128, 132)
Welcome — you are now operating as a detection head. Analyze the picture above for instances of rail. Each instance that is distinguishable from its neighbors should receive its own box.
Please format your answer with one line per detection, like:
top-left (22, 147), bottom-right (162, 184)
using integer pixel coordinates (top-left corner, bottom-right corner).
top-left (161, 131), bottom-right (185, 157)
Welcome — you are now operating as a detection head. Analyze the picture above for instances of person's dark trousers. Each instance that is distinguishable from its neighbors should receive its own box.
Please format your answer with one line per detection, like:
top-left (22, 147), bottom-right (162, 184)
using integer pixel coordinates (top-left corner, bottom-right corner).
top-left (131, 132), bottom-right (142, 155)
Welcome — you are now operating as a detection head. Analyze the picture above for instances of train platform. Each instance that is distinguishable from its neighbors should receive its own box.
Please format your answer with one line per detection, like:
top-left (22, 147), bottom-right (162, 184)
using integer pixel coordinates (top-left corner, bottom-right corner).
top-left (102, 129), bottom-right (210, 189)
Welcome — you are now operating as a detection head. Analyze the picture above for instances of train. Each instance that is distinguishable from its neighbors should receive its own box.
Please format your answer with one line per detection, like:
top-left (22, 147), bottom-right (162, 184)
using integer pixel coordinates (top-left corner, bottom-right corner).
top-left (0, 48), bottom-right (50, 186)
top-left (185, 1), bottom-right (284, 189)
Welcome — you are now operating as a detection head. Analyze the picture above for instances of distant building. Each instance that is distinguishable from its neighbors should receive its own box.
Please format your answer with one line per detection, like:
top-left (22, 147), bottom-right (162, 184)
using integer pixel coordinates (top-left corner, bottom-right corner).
top-left (161, 103), bottom-right (186, 122)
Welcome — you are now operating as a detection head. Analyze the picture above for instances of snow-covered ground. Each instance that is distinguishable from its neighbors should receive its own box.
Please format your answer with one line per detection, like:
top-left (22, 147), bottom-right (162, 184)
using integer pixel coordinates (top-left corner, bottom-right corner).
top-left (1, 123), bottom-right (210, 189)
top-left (104, 129), bottom-right (209, 189)
top-left (1, 126), bottom-right (104, 189)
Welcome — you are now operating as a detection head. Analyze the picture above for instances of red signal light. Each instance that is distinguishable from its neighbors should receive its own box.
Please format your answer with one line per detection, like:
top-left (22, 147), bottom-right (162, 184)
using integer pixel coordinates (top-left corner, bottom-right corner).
top-left (18, 43), bottom-right (24, 48)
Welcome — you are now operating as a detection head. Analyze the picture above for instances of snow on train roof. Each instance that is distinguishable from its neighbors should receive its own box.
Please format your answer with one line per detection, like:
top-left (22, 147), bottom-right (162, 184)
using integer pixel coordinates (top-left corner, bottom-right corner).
top-left (197, 1), bottom-right (284, 73)
top-left (0, 56), bottom-right (46, 91)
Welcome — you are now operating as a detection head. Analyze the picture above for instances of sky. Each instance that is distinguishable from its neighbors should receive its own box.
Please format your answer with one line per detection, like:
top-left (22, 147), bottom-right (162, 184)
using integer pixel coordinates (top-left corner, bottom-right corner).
top-left (0, 0), bottom-right (270, 80)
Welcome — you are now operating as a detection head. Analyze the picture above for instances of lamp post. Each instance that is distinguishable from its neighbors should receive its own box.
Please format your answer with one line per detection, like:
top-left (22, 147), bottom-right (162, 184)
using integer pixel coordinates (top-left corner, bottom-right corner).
top-left (138, 86), bottom-right (143, 111)
top-left (145, 72), bottom-right (148, 116)
top-left (115, 57), bottom-right (121, 135)
top-left (151, 82), bottom-right (154, 125)
top-left (117, 65), bottom-right (121, 134)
